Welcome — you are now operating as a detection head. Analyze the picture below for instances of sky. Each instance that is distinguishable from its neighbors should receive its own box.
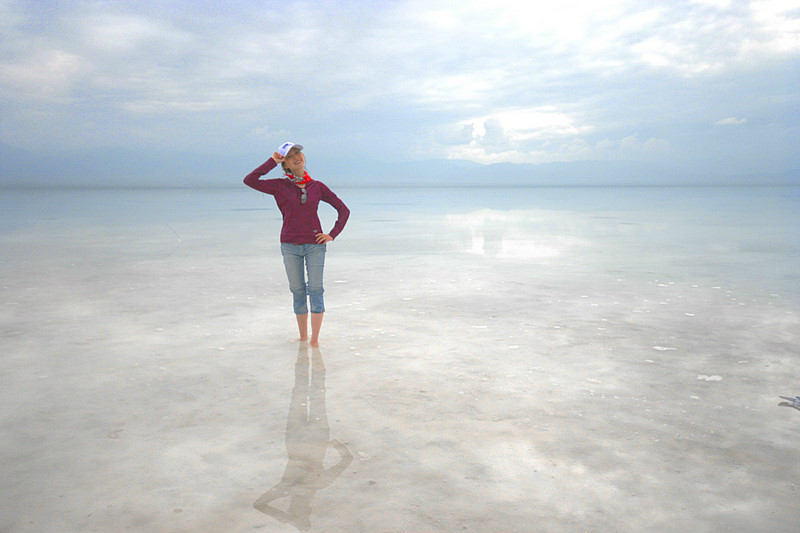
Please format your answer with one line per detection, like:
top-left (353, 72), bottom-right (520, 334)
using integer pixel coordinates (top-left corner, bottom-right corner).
top-left (0, 0), bottom-right (798, 186)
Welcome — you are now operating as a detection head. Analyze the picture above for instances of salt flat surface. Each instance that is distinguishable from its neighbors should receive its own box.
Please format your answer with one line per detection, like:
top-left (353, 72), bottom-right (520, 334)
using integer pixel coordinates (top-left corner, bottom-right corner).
top-left (1, 186), bottom-right (798, 532)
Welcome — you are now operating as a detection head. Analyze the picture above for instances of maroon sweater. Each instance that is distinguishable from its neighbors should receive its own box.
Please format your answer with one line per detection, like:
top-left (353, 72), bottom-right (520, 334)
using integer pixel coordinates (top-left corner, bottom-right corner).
top-left (243, 158), bottom-right (350, 243)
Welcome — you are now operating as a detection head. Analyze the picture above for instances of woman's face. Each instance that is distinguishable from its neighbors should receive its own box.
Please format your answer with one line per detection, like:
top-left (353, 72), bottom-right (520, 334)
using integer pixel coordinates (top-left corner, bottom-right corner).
top-left (285, 148), bottom-right (305, 173)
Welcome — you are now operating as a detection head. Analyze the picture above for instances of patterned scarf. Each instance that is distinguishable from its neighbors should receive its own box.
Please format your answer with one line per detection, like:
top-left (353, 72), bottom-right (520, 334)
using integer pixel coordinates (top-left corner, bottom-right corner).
top-left (285, 170), bottom-right (312, 185)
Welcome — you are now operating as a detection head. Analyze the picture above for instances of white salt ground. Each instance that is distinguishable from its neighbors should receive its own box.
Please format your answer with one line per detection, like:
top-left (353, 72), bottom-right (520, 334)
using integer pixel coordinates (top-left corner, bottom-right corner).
top-left (0, 186), bottom-right (799, 532)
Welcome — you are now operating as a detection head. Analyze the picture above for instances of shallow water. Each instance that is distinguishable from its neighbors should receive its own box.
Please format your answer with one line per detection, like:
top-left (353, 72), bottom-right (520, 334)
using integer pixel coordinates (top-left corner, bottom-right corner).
top-left (1, 185), bottom-right (799, 531)
top-left (3, 185), bottom-right (797, 294)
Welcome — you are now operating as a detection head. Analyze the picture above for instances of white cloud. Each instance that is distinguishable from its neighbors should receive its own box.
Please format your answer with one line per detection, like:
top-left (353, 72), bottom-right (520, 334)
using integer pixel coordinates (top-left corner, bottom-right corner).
top-left (398, 0), bottom-right (798, 88)
top-left (446, 145), bottom-right (528, 164)
top-left (439, 107), bottom-right (594, 163)
top-left (619, 134), bottom-right (672, 153)
top-left (0, 49), bottom-right (85, 98)
top-left (0, 0), bottom-right (797, 169)
top-left (747, 0), bottom-right (800, 54)
top-left (442, 131), bottom-right (673, 165)
top-left (690, 0), bottom-right (733, 7)
top-left (467, 108), bottom-right (590, 142)
top-left (434, 123), bottom-right (474, 146)
top-left (715, 117), bottom-right (748, 125)
top-left (81, 12), bottom-right (195, 54)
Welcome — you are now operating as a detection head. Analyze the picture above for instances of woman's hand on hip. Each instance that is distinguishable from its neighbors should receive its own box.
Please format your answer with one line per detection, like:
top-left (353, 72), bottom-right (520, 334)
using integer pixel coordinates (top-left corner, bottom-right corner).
top-left (315, 233), bottom-right (333, 244)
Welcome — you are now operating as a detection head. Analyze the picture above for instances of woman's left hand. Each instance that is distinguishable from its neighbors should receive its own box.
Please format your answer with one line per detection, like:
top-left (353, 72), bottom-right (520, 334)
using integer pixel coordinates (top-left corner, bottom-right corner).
top-left (315, 233), bottom-right (333, 244)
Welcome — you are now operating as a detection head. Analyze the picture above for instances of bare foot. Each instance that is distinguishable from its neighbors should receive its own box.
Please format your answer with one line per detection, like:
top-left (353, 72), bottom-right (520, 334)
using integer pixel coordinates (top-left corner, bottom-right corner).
top-left (309, 338), bottom-right (319, 347)
top-left (295, 336), bottom-right (308, 343)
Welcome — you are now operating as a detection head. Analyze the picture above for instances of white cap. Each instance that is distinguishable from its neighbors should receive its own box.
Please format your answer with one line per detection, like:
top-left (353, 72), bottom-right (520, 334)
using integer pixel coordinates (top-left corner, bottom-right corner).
top-left (277, 142), bottom-right (303, 157)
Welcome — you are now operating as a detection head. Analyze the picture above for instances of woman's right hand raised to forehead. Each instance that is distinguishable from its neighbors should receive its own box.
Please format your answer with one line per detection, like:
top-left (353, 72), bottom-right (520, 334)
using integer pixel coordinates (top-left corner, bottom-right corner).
top-left (271, 151), bottom-right (285, 163)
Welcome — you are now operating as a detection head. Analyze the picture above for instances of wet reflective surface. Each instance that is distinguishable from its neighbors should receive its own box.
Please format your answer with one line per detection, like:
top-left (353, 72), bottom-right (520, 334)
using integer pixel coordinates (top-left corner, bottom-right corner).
top-left (254, 345), bottom-right (352, 531)
top-left (1, 186), bottom-right (798, 531)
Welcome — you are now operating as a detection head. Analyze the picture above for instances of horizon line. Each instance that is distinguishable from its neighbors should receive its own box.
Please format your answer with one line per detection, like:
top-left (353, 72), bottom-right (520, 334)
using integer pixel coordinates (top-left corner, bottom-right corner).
top-left (2, 182), bottom-right (799, 191)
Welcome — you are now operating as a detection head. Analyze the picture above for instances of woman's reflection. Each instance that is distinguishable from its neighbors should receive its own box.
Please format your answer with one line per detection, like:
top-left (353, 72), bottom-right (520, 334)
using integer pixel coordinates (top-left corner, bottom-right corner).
top-left (254, 344), bottom-right (352, 531)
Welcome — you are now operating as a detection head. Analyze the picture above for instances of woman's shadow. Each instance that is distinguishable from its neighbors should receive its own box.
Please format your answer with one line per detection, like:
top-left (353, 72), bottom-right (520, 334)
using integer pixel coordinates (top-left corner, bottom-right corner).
top-left (254, 344), bottom-right (353, 531)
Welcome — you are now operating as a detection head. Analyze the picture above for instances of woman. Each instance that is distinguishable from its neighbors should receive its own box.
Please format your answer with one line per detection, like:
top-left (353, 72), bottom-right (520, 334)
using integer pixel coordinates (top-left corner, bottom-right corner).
top-left (244, 142), bottom-right (350, 347)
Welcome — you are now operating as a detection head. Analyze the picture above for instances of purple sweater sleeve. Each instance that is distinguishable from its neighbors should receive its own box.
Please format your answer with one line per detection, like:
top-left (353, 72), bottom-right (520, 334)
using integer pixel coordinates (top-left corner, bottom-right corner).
top-left (244, 157), bottom-right (350, 242)
top-left (243, 158), bottom-right (279, 193)
top-left (319, 182), bottom-right (350, 240)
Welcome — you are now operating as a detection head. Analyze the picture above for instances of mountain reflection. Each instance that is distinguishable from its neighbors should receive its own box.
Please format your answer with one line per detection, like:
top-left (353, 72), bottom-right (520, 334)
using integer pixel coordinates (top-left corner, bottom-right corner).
top-left (254, 344), bottom-right (352, 531)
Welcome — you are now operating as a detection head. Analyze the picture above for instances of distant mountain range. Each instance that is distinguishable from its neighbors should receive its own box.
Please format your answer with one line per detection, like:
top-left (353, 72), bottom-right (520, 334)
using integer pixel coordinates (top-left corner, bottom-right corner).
top-left (1, 142), bottom-right (797, 188)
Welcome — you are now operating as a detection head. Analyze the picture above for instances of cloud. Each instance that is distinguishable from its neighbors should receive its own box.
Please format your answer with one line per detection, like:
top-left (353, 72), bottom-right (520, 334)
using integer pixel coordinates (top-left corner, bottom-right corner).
top-left (619, 134), bottom-right (672, 153)
top-left (748, 0), bottom-right (800, 54)
top-left (440, 126), bottom-right (674, 165)
top-left (435, 113), bottom-right (575, 164)
top-left (434, 123), bottom-right (474, 146)
top-left (397, 0), bottom-right (799, 101)
top-left (0, 49), bottom-right (86, 99)
top-left (690, 0), bottom-right (733, 7)
top-left (82, 12), bottom-right (195, 54)
top-left (436, 107), bottom-right (601, 163)
top-left (0, 0), bottom-right (797, 177)
top-left (715, 117), bottom-right (749, 125)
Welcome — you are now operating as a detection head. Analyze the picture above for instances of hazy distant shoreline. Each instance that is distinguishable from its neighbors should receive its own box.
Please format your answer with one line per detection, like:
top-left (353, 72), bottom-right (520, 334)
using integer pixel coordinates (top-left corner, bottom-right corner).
top-left (2, 182), bottom-right (799, 191)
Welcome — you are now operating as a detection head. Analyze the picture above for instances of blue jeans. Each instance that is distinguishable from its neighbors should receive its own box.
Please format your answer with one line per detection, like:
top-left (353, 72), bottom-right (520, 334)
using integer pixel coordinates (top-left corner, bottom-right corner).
top-left (280, 243), bottom-right (326, 314)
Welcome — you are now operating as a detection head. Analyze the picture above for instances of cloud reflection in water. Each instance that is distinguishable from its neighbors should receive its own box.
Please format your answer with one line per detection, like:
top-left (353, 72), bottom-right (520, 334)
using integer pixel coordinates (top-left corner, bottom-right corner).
top-left (447, 209), bottom-right (585, 259)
